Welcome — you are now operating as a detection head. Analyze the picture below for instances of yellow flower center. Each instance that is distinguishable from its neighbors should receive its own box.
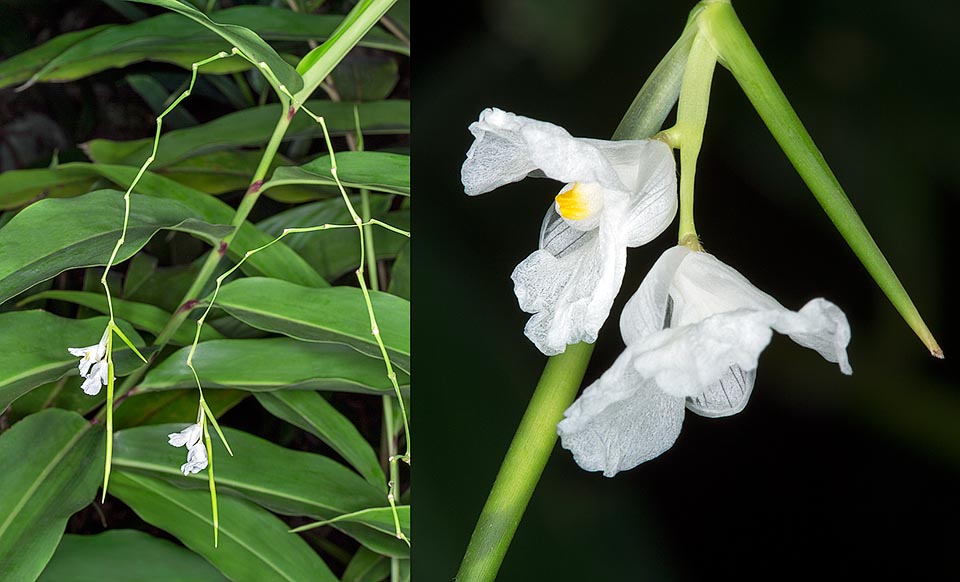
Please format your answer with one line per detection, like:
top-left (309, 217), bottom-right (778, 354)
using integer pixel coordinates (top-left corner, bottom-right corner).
top-left (555, 182), bottom-right (591, 221)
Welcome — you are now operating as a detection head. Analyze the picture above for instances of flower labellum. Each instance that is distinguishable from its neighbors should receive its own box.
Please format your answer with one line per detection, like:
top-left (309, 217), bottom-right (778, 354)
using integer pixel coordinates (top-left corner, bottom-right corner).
top-left (558, 245), bottom-right (852, 477)
top-left (167, 423), bottom-right (208, 476)
top-left (67, 328), bottom-right (111, 396)
top-left (461, 108), bottom-right (678, 355)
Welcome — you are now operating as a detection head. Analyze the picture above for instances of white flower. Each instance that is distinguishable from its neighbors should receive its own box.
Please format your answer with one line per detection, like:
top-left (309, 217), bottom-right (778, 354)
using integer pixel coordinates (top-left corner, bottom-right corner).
top-left (180, 441), bottom-right (209, 476)
top-left (168, 423), bottom-right (208, 476)
top-left (461, 108), bottom-right (677, 355)
top-left (558, 245), bottom-right (852, 477)
top-left (167, 423), bottom-right (203, 449)
top-left (68, 329), bottom-right (111, 396)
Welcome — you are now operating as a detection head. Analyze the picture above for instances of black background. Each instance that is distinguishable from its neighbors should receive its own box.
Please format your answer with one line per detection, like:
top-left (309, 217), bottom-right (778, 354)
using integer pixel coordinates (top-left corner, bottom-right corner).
top-left (414, 1), bottom-right (960, 579)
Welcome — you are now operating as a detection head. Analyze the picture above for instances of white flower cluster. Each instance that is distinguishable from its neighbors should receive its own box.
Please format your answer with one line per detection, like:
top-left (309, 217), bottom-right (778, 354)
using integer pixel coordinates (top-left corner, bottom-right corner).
top-left (67, 329), bottom-right (112, 396)
top-left (167, 423), bottom-right (209, 476)
top-left (462, 108), bottom-right (853, 476)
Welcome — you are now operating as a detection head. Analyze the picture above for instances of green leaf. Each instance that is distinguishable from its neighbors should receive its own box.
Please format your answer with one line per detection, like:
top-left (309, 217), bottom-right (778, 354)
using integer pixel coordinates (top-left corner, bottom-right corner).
top-left (0, 311), bottom-right (144, 413)
top-left (0, 409), bottom-right (104, 581)
top-left (84, 100), bottom-right (410, 168)
top-left (703, 3), bottom-right (941, 356)
top-left (330, 53), bottom-right (400, 102)
top-left (296, 506), bottom-right (409, 539)
top-left (140, 338), bottom-right (406, 395)
top-left (4, 164), bottom-right (325, 288)
top-left (343, 547), bottom-right (390, 582)
top-left (0, 25), bottom-right (111, 89)
top-left (215, 278), bottom-right (410, 372)
top-left (40, 530), bottom-right (228, 582)
top-left (123, 252), bottom-right (159, 297)
top-left (1, 7), bottom-right (407, 91)
top-left (108, 471), bottom-right (338, 582)
top-left (19, 290), bottom-right (223, 346)
top-left (126, 74), bottom-right (198, 129)
top-left (126, 1), bottom-right (303, 94)
top-left (255, 390), bottom-right (385, 487)
top-left (114, 389), bottom-right (247, 429)
top-left (0, 189), bottom-right (233, 306)
top-left (257, 195), bottom-right (409, 281)
top-left (388, 241), bottom-right (410, 300)
top-left (0, 165), bottom-right (99, 210)
top-left (263, 151), bottom-right (410, 197)
top-left (113, 425), bottom-right (407, 556)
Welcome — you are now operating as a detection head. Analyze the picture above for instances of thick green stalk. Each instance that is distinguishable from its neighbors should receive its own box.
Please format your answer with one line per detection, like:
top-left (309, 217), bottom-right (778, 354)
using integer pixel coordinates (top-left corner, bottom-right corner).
top-left (456, 342), bottom-right (595, 582)
top-left (701, 2), bottom-right (941, 356)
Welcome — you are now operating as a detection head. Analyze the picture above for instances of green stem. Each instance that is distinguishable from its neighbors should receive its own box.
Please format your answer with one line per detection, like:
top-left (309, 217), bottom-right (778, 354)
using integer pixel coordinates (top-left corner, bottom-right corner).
top-left (702, 1), bottom-right (941, 356)
top-left (456, 342), bottom-right (595, 582)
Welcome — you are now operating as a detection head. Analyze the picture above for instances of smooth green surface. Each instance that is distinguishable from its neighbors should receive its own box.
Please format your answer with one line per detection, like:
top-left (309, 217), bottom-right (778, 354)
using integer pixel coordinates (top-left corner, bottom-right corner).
top-left (39, 529), bottom-right (228, 582)
top-left (256, 390), bottom-right (385, 487)
top-left (257, 195), bottom-right (409, 281)
top-left (19, 290), bottom-right (223, 346)
top-left (113, 425), bottom-right (406, 557)
top-left (263, 151), bottom-right (410, 196)
top-left (214, 278), bottom-right (410, 372)
top-left (0, 409), bottom-right (104, 581)
top-left (387, 241), bottom-right (410, 300)
top-left (84, 100), bottom-right (410, 168)
top-left (457, 343), bottom-right (595, 582)
top-left (114, 389), bottom-right (247, 429)
top-left (140, 338), bottom-right (406, 394)
top-left (127, 0), bottom-right (303, 94)
top-left (0, 189), bottom-right (232, 305)
top-left (108, 471), bottom-right (337, 582)
top-left (344, 547), bottom-right (390, 582)
top-left (0, 25), bottom-right (110, 88)
top-left (0, 312), bottom-right (144, 412)
top-left (702, 2), bottom-right (940, 355)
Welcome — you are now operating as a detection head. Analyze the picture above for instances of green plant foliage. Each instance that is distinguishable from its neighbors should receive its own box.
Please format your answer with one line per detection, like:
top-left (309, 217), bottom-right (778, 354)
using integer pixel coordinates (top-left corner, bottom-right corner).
top-left (40, 529), bottom-right (228, 582)
top-left (255, 390), bottom-right (385, 486)
top-left (109, 471), bottom-right (338, 582)
top-left (264, 151), bottom-right (411, 196)
top-left (0, 0), bottom-right (409, 577)
top-left (0, 312), bottom-right (144, 412)
top-left (0, 410), bottom-right (104, 581)
top-left (140, 338), bottom-right (406, 395)
top-left (214, 278), bottom-right (411, 372)
top-left (0, 190), bottom-right (233, 305)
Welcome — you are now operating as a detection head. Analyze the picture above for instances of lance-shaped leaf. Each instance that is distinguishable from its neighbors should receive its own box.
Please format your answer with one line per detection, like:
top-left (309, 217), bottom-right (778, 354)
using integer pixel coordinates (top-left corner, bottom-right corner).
top-left (126, 0), bottom-right (303, 94)
top-left (112, 425), bottom-right (407, 557)
top-left (343, 547), bottom-right (391, 582)
top-left (84, 100), bottom-right (410, 168)
top-left (140, 338), bottom-right (406, 395)
top-left (0, 409), bottom-right (104, 581)
top-left (1, 6), bottom-right (406, 91)
top-left (257, 195), bottom-right (409, 281)
top-left (114, 389), bottom-right (247, 429)
top-left (0, 312), bottom-right (145, 412)
top-left (700, 2), bottom-right (941, 356)
top-left (262, 151), bottom-right (410, 197)
top-left (255, 390), bottom-right (385, 487)
top-left (214, 278), bottom-right (410, 372)
top-left (40, 530), bottom-right (228, 582)
top-left (0, 189), bottom-right (233, 306)
top-left (0, 164), bottom-right (324, 287)
top-left (18, 290), bottom-right (223, 346)
top-left (108, 471), bottom-right (337, 582)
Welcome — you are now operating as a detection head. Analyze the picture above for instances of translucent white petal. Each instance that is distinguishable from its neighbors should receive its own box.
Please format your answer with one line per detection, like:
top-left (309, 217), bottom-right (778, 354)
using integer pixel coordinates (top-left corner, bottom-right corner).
top-left (512, 204), bottom-right (627, 355)
top-left (685, 364), bottom-right (758, 418)
top-left (772, 298), bottom-right (853, 375)
top-left (558, 349), bottom-right (685, 477)
top-left (180, 442), bottom-right (208, 476)
top-left (591, 139), bottom-right (678, 247)
top-left (68, 345), bottom-right (93, 357)
top-left (620, 245), bottom-right (691, 345)
top-left (167, 423), bottom-right (203, 448)
top-left (80, 372), bottom-right (103, 396)
top-left (461, 108), bottom-right (626, 196)
top-left (669, 251), bottom-right (783, 326)
top-left (630, 309), bottom-right (778, 398)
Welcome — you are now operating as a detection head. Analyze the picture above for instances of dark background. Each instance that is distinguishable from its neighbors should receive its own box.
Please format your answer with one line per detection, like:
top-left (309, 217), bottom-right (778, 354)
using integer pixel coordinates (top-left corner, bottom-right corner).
top-left (414, 1), bottom-right (959, 579)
